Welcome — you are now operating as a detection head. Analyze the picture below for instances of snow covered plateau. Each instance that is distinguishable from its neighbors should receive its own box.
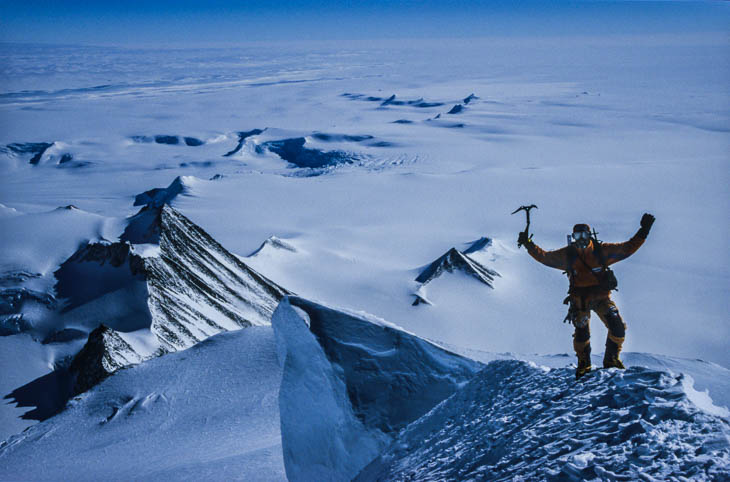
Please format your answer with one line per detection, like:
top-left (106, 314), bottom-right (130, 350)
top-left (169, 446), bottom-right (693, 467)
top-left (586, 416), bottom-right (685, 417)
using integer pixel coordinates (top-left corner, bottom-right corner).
top-left (1, 21), bottom-right (729, 481)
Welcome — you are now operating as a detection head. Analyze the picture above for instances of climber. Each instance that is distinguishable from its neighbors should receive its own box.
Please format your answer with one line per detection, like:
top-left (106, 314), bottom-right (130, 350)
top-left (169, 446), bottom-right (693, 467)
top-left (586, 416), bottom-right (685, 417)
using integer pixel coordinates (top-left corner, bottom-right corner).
top-left (518, 213), bottom-right (655, 379)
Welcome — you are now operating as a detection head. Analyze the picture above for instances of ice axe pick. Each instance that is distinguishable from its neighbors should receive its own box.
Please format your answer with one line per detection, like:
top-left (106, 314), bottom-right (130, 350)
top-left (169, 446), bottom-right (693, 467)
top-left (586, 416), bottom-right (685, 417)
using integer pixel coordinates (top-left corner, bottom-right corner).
top-left (511, 204), bottom-right (538, 248)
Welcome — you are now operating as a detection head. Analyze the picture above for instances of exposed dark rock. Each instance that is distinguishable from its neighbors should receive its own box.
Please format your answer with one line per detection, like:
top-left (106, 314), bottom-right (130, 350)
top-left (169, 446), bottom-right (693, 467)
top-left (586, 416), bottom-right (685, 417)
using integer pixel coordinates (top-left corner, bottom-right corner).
top-left (0, 288), bottom-right (56, 335)
top-left (0, 314), bottom-right (33, 336)
top-left (411, 101), bottom-right (443, 108)
top-left (144, 205), bottom-right (291, 351)
top-left (381, 95), bottom-right (399, 106)
top-left (133, 176), bottom-right (186, 208)
top-left (132, 136), bottom-right (203, 147)
top-left (0, 288), bottom-right (56, 315)
top-left (154, 135), bottom-right (179, 145)
top-left (58, 153), bottom-right (73, 164)
top-left (179, 161), bottom-right (213, 168)
top-left (463, 237), bottom-right (492, 255)
top-left (260, 137), bottom-right (359, 169)
top-left (463, 93), bottom-right (478, 104)
top-left (69, 325), bottom-right (142, 395)
top-left (223, 128), bottom-right (265, 157)
top-left (368, 141), bottom-right (396, 148)
top-left (16, 200), bottom-right (292, 400)
top-left (248, 235), bottom-right (297, 256)
top-left (120, 206), bottom-right (163, 244)
top-left (5, 142), bottom-right (54, 165)
top-left (0, 270), bottom-right (41, 287)
top-left (416, 247), bottom-right (499, 288)
top-left (311, 133), bottom-right (374, 143)
top-left (183, 137), bottom-right (204, 146)
top-left (392, 119), bottom-right (413, 124)
top-left (447, 104), bottom-right (464, 114)
top-left (54, 241), bottom-right (147, 312)
top-left (411, 294), bottom-right (432, 306)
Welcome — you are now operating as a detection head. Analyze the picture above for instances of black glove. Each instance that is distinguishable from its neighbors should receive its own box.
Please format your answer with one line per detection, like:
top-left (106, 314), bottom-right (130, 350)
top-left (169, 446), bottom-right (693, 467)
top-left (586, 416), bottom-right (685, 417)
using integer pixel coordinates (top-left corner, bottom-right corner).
top-left (638, 213), bottom-right (655, 239)
top-left (518, 231), bottom-right (531, 246)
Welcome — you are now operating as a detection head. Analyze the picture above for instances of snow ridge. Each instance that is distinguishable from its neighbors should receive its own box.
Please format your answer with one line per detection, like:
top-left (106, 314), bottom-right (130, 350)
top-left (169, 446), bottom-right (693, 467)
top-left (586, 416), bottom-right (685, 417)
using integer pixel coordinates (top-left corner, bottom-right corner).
top-left (272, 296), bottom-right (482, 481)
top-left (357, 361), bottom-right (730, 480)
top-left (145, 205), bottom-right (290, 351)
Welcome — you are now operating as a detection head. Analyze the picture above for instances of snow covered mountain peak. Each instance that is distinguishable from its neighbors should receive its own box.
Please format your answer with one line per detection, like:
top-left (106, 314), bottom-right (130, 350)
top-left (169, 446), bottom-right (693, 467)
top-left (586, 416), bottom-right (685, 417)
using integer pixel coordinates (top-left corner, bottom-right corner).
top-left (144, 204), bottom-right (290, 351)
top-left (416, 247), bottom-right (499, 287)
top-left (413, 245), bottom-right (500, 305)
top-left (5, 200), bottom-right (292, 421)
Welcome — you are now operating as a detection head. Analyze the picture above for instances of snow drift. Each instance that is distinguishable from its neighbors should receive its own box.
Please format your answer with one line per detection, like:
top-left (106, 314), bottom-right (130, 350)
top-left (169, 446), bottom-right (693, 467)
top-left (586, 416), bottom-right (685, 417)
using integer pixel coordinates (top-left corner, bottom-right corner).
top-left (272, 296), bottom-right (482, 481)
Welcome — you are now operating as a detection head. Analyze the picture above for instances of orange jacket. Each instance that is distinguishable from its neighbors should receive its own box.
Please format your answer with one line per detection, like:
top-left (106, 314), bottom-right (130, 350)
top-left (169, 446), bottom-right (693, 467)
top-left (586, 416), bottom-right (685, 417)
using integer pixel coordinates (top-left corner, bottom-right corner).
top-left (526, 229), bottom-right (645, 291)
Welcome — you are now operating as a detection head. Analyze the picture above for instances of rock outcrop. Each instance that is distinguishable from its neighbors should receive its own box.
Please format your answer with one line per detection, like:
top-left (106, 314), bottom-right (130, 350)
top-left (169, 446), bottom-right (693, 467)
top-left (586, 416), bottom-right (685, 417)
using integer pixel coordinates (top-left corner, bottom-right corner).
top-left (61, 201), bottom-right (290, 393)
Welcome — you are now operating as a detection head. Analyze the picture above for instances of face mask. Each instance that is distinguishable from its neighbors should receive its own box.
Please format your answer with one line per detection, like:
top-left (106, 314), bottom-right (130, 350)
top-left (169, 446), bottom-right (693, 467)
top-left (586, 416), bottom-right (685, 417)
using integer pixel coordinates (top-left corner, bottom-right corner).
top-left (572, 230), bottom-right (590, 248)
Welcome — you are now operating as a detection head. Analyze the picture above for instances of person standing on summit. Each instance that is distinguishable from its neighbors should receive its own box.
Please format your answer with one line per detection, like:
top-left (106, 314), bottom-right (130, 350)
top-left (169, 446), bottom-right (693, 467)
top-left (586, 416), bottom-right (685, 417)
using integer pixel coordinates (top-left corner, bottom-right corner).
top-left (518, 214), bottom-right (655, 379)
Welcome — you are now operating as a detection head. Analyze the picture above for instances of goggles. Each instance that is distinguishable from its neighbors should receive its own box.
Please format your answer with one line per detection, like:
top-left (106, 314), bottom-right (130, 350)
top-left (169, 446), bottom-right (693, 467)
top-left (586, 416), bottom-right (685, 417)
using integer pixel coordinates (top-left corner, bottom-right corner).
top-left (572, 231), bottom-right (590, 241)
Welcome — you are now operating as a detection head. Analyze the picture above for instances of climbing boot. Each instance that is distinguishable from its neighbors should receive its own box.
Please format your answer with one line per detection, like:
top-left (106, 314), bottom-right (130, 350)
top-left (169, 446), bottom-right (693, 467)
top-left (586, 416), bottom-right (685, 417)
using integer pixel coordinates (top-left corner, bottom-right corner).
top-left (603, 354), bottom-right (625, 369)
top-left (575, 358), bottom-right (592, 380)
top-left (603, 341), bottom-right (625, 369)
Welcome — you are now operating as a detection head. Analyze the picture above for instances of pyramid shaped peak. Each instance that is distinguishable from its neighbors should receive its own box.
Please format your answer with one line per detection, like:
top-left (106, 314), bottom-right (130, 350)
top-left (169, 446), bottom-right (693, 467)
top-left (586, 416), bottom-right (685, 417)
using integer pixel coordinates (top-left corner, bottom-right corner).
top-left (416, 246), bottom-right (498, 288)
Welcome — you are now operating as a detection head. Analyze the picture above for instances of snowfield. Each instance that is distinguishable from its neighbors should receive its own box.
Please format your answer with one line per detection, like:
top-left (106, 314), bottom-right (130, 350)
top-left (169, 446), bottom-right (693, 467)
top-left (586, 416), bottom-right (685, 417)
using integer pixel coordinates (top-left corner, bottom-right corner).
top-left (0, 10), bottom-right (729, 480)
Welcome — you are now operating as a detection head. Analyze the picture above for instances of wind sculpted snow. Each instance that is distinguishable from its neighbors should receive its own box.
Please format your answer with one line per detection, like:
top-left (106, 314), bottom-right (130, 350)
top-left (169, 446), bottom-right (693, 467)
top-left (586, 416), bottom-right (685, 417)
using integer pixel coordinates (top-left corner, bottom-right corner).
top-left (357, 361), bottom-right (730, 480)
top-left (272, 296), bottom-right (482, 481)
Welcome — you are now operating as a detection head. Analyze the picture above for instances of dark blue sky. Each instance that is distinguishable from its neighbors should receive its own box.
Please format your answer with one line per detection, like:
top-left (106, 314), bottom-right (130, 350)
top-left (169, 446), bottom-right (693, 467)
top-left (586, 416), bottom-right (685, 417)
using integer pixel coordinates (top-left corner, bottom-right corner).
top-left (1, 1), bottom-right (728, 45)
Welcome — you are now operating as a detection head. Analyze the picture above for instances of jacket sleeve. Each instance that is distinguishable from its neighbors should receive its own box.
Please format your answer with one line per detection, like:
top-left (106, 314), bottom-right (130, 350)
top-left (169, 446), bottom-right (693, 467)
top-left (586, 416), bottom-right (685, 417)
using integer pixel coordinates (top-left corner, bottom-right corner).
top-left (600, 229), bottom-right (645, 265)
top-left (525, 242), bottom-right (568, 270)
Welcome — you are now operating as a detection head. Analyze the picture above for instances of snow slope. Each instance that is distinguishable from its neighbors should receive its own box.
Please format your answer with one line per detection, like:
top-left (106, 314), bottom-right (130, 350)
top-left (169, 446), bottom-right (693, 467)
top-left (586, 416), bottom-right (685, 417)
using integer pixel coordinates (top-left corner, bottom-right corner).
top-left (272, 296), bottom-right (482, 481)
top-left (357, 361), bottom-right (730, 480)
top-left (0, 327), bottom-right (285, 481)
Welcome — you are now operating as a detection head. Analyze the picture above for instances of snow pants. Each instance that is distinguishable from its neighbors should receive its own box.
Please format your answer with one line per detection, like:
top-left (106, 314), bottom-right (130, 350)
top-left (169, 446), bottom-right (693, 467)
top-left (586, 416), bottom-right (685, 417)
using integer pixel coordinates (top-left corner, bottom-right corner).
top-left (571, 296), bottom-right (626, 362)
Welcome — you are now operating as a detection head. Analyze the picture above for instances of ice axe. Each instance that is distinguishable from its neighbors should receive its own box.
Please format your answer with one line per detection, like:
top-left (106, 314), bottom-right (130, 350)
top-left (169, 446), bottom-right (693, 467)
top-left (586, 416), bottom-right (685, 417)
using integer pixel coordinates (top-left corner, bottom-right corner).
top-left (511, 204), bottom-right (538, 248)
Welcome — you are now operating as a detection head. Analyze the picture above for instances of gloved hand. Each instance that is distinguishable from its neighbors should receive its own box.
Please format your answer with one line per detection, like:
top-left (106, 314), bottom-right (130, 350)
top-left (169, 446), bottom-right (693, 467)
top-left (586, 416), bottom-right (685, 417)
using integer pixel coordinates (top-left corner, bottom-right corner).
top-left (638, 213), bottom-right (655, 239)
top-left (518, 231), bottom-right (531, 246)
